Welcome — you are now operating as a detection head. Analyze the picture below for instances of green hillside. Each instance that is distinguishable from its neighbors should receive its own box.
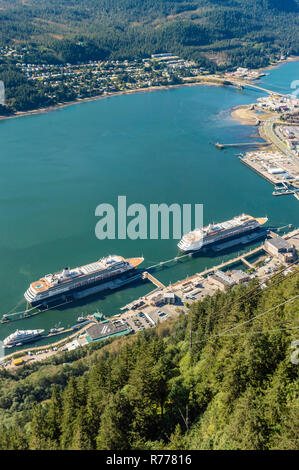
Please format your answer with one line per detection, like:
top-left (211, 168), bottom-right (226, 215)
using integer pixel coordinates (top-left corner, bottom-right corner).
top-left (0, 1), bottom-right (299, 67)
top-left (0, 270), bottom-right (298, 450)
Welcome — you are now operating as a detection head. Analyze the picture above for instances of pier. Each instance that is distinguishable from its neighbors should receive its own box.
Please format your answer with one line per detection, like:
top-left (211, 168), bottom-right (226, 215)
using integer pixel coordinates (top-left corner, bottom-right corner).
top-left (2, 228), bottom-right (298, 324)
top-left (0, 299), bottom-right (73, 323)
top-left (3, 227), bottom-right (299, 364)
top-left (192, 246), bottom-right (264, 278)
top-left (142, 271), bottom-right (166, 289)
top-left (1, 321), bottom-right (97, 362)
top-left (216, 142), bottom-right (270, 149)
top-left (240, 257), bottom-right (255, 270)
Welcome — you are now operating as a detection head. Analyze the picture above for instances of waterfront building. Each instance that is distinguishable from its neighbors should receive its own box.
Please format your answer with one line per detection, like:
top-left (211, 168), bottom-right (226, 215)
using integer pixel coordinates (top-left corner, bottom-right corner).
top-left (208, 270), bottom-right (236, 291)
top-left (85, 319), bottom-right (130, 343)
top-left (163, 292), bottom-right (176, 304)
top-left (264, 237), bottom-right (298, 263)
top-left (230, 270), bottom-right (250, 283)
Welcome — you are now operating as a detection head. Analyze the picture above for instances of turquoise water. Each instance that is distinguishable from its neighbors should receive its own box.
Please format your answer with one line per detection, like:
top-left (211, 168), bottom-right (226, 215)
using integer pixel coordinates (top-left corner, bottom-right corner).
top-left (1, 61), bottom-right (298, 348)
top-left (260, 60), bottom-right (299, 95)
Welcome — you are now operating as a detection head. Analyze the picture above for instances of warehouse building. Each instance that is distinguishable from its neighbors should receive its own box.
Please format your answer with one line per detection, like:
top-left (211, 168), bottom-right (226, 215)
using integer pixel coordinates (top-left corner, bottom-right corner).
top-left (265, 237), bottom-right (297, 264)
top-left (85, 320), bottom-right (131, 343)
top-left (209, 270), bottom-right (236, 291)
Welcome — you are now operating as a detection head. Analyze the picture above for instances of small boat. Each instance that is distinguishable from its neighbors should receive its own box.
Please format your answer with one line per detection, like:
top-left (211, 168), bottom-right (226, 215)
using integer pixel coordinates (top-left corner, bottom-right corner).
top-left (77, 316), bottom-right (86, 323)
top-left (49, 327), bottom-right (65, 334)
top-left (272, 190), bottom-right (293, 196)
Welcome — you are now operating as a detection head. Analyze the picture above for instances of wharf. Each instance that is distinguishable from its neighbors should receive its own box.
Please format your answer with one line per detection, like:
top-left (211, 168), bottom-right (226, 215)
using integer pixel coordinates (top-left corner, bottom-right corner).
top-left (3, 228), bottom-right (299, 368)
top-left (273, 190), bottom-right (296, 196)
top-left (240, 157), bottom-right (279, 184)
top-left (173, 245), bottom-right (264, 285)
top-left (152, 228), bottom-right (299, 291)
top-left (142, 271), bottom-right (166, 288)
top-left (240, 257), bottom-right (255, 269)
top-left (216, 142), bottom-right (269, 149)
top-left (2, 322), bottom-right (97, 362)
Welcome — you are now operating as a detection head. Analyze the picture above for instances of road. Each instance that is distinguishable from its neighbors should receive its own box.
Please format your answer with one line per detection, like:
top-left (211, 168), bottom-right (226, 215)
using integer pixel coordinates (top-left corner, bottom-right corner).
top-left (262, 117), bottom-right (298, 165)
top-left (229, 78), bottom-right (289, 98)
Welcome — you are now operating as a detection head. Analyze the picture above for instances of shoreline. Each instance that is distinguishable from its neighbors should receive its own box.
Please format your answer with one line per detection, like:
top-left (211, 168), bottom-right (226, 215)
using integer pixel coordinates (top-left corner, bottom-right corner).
top-left (256, 55), bottom-right (299, 73)
top-left (230, 104), bottom-right (276, 126)
top-left (0, 80), bottom-right (223, 123)
top-left (230, 55), bottom-right (299, 126)
top-left (1, 55), bottom-right (297, 123)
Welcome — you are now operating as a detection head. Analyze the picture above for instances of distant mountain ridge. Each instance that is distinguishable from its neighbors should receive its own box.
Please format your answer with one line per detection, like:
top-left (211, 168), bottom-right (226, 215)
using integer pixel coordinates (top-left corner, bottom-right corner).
top-left (0, 0), bottom-right (299, 68)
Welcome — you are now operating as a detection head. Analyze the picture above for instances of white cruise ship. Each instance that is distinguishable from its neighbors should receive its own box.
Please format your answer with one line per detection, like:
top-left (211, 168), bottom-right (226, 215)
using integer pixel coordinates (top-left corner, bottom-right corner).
top-left (178, 214), bottom-right (268, 253)
top-left (3, 329), bottom-right (44, 348)
top-left (24, 255), bottom-right (144, 308)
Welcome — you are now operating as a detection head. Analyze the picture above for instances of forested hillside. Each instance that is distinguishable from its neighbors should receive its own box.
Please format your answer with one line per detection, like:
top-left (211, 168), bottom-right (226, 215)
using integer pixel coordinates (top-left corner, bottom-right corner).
top-left (0, 0), bottom-right (299, 67)
top-left (0, 271), bottom-right (298, 450)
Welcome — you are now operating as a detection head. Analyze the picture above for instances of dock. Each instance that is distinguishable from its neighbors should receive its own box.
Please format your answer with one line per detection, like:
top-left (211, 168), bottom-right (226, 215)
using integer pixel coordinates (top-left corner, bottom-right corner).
top-left (216, 142), bottom-right (269, 149)
top-left (168, 229), bottom-right (299, 289)
top-left (1, 321), bottom-right (97, 362)
top-left (191, 246), bottom-right (264, 278)
top-left (3, 227), bottom-right (299, 366)
top-left (142, 271), bottom-right (165, 289)
top-left (240, 257), bottom-right (255, 269)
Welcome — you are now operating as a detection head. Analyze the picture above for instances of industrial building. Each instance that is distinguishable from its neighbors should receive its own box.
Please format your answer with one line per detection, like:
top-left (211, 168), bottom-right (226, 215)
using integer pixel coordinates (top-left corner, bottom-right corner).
top-left (230, 270), bottom-right (250, 283)
top-left (209, 270), bottom-right (236, 291)
top-left (85, 319), bottom-right (131, 343)
top-left (265, 237), bottom-right (297, 264)
top-left (163, 292), bottom-right (176, 304)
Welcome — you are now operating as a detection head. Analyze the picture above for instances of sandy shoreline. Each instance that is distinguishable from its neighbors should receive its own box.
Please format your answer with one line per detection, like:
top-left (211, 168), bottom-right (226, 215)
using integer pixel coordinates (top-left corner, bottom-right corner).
top-left (230, 104), bottom-right (276, 126)
top-left (230, 105), bottom-right (260, 125)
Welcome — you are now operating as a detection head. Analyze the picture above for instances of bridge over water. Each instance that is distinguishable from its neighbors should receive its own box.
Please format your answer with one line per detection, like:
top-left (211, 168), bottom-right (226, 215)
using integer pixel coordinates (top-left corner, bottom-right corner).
top-left (231, 80), bottom-right (288, 98)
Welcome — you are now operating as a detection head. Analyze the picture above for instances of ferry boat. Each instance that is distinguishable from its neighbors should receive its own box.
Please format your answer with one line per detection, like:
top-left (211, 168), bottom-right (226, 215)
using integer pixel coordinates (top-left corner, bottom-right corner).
top-left (24, 255), bottom-right (144, 308)
top-left (178, 214), bottom-right (268, 253)
top-left (3, 329), bottom-right (44, 348)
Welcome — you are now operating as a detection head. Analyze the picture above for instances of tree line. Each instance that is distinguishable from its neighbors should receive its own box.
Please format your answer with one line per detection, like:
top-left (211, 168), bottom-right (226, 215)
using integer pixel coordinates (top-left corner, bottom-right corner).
top-left (0, 271), bottom-right (298, 450)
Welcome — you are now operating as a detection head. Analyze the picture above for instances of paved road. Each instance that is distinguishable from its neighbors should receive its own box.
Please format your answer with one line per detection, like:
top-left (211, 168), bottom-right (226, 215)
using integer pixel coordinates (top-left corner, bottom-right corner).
top-left (230, 79), bottom-right (289, 98)
top-left (262, 117), bottom-right (298, 164)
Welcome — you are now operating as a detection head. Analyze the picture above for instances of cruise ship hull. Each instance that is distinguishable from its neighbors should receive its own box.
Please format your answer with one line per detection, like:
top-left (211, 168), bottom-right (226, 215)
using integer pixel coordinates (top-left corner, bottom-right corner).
top-left (25, 265), bottom-right (143, 309)
top-left (4, 331), bottom-right (44, 348)
top-left (178, 218), bottom-right (267, 253)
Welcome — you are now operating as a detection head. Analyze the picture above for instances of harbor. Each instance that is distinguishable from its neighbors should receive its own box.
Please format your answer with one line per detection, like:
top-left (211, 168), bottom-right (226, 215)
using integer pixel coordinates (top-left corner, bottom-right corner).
top-left (1, 59), bottom-right (299, 359)
top-left (0, 217), bottom-right (280, 324)
top-left (240, 149), bottom-right (299, 196)
top-left (2, 226), bottom-right (298, 367)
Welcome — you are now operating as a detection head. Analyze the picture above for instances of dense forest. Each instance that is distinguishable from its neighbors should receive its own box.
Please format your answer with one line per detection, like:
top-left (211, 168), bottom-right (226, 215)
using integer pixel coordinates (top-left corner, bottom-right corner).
top-left (0, 271), bottom-right (298, 450)
top-left (1, 1), bottom-right (299, 113)
top-left (0, 0), bottom-right (299, 66)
